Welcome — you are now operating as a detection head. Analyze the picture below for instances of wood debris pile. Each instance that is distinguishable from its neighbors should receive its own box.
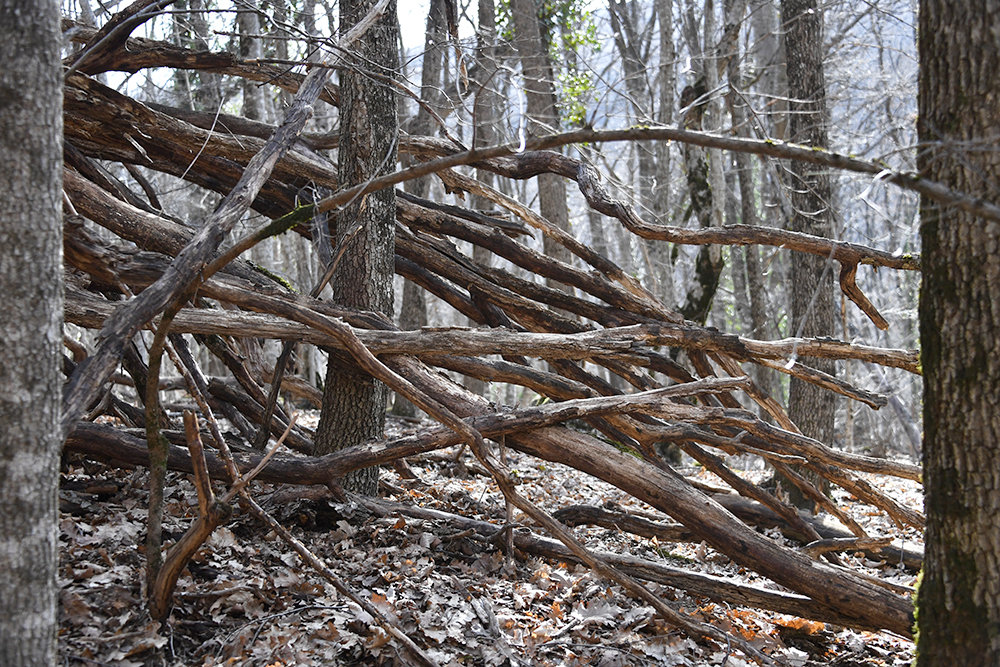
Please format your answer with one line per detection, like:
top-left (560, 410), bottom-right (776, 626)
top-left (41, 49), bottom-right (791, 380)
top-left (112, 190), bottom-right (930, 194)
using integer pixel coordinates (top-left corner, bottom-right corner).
top-left (59, 12), bottom-right (923, 665)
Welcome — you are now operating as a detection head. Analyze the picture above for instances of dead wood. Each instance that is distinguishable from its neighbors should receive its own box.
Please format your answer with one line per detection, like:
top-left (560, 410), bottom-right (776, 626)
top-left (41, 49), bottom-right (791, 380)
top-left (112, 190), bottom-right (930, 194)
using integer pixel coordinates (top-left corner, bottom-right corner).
top-left (53, 33), bottom-right (933, 651)
top-left (64, 0), bottom-right (176, 78)
top-left (62, 65), bottom-right (333, 432)
top-left (803, 536), bottom-right (896, 558)
top-left (63, 18), bottom-right (340, 106)
top-left (68, 287), bottom-right (911, 372)
top-left (386, 356), bottom-right (914, 635)
top-left (553, 504), bottom-right (694, 542)
top-left (358, 497), bottom-right (894, 630)
top-left (149, 412), bottom-right (233, 621)
top-left (66, 407), bottom-right (914, 634)
top-left (206, 379), bottom-right (314, 453)
top-left (707, 494), bottom-right (923, 571)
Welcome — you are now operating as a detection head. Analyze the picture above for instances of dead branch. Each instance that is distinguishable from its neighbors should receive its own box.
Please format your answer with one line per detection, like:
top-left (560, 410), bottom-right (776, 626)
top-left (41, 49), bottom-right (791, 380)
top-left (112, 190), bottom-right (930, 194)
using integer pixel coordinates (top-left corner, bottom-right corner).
top-left (54, 25), bottom-right (932, 650)
top-left (63, 18), bottom-right (341, 106)
top-left (358, 497), bottom-right (894, 630)
top-left (64, 289), bottom-right (918, 372)
top-left (148, 412), bottom-right (233, 621)
top-left (62, 65), bottom-right (333, 433)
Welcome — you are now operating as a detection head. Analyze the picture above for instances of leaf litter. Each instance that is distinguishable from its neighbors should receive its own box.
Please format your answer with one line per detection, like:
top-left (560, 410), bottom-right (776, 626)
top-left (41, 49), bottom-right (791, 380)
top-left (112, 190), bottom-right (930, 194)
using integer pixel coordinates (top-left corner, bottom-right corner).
top-left (59, 414), bottom-right (918, 666)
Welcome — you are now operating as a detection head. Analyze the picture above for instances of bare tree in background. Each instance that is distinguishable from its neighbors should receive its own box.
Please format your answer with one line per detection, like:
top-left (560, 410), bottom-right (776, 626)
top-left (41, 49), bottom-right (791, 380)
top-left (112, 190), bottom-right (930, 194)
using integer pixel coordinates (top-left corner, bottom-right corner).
top-left (394, 0), bottom-right (450, 415)
top-left (676, 0), bottom-right (723, 324)
top-left (776, 0), bottom-right (836, 508)
top-left (510, 0), bottom-right (574, 282)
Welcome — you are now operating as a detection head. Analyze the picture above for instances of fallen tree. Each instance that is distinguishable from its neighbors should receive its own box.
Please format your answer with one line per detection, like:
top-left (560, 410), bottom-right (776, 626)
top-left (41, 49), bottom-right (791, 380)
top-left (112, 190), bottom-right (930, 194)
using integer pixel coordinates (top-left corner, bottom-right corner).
top-left (57, 6), bottom-right (927, 662)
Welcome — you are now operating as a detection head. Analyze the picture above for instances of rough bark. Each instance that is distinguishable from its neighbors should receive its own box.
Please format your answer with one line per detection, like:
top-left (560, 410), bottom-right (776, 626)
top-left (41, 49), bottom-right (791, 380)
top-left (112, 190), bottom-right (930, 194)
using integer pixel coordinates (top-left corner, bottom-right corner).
top-left (47, 8), bottom-right (936, 646)
top-left (0, 0), bottom-right (63, 662)
top-left (916, 1), bottom-right (1000, 663)
top-left (677, 76), bottom-right (722, 324)
top-left (724, 0), bottom-right (778, 412)
top-left (61, 65), bottom-right (333, 432)
top-left (463, 0), bottom-right (503, 398)
top-left (608, 1), bottom-right (672, 302)
top-left (777, 0), bottom-right (836, 510)
top-left (314, 0), bottom-right (399, 494)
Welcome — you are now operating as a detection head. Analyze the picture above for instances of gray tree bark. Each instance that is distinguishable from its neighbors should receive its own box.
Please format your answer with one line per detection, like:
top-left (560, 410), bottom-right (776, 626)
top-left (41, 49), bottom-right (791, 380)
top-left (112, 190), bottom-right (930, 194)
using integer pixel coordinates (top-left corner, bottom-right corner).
top-left (314, 0), bottom-right (399, 495)
top-left (237, 7), bottom-right (266, 121)
top-left (916, 2), bottom-right (1000, 663)
top-left (464, 0), bottom-right (504, 398)
top-left (608, 0), bottom-right (674, 302)
top-left (724, 0), bottom-right (777, 409)
top-left (510, 0), bottom-right (574, 280)
top-left (0, 0), bottom-right (63, 662)
top-left (676, 3), bottom-right (724, 325)
top-left (778, 0), bottom-right (836, 508)
top-left (393, 0), bottom-right (448, 415)
top-left (649, 0), bottom-right (676, 304)
top-left (172, 0), bottom-right (222, 111)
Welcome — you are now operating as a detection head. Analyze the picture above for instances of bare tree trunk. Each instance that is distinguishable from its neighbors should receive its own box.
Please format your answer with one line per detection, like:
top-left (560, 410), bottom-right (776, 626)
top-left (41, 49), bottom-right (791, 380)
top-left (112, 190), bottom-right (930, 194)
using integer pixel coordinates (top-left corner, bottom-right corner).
top-left (314, 0), bottom-right (399, 495)
top-left (609, 0), bottom-right (673, 302)
top-left (725, 0), bottom-right (777, 409)
top-left (510, 0), bottom-right (574, 281)
top-left (649, 0), bottom-right (676, 304)
top-left (749, 0), bottom-right (786, 140)
top-left (271, 0), bottom-right (293, 110)
top-left (0, 0), bottom-right (63, 662)
top-left (677, 75), bottom-right (722, 324)
top-left (677, 2), bottom-right (723, 324)
top-left (176, 0), bottom-right (222, 111)
top-left (917, 2), bottom-right (1000, 663)
top-left (777, 0), bottom-right (836, 509)
top-left (394, 0), bottom-right (448, 415)
top-left (237, 6), bottom-right (266, 121)
top-left (747, 0), bottom-right (787, 343)
top-left (465, 0), bottom-right (504, 398)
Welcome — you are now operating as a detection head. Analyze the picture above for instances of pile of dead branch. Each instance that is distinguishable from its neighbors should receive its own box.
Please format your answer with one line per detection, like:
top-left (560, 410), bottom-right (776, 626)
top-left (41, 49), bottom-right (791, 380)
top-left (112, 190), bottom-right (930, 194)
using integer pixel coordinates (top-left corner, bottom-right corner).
top-left (59, 10), bottom-right (924, 666)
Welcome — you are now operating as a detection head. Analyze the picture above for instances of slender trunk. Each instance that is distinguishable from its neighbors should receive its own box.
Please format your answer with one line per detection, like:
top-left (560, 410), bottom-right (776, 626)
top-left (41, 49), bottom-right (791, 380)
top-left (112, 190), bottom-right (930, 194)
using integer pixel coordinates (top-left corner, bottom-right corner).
top-left (778, 0), bottom-right (836, 509)
top-left (314, 0), bottom-right (400, 495)
top-left (510, 0), bottom-right (574, 282)
top-left (394, 0), bottom-right (448, 414)
top-left (725, 0), bottom-right (777, 410)
top-left (238, 8), bottom-right (266, 121)
top-left (465, 0), bottom-right (504, 397)
top-left (650, 0), bottom-right (676, 303)
top-left (609, 0), bottom-right (671, 302)
top-left (677, 77), bottom-right (721, 324)
top-left (677, 2), bottom-right (724, 324)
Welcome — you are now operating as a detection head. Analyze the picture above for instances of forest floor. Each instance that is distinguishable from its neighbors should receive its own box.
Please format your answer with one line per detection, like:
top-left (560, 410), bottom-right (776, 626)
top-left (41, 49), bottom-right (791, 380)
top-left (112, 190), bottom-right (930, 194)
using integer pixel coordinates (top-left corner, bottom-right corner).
top-left (58, 412), bottom-right (921, 666)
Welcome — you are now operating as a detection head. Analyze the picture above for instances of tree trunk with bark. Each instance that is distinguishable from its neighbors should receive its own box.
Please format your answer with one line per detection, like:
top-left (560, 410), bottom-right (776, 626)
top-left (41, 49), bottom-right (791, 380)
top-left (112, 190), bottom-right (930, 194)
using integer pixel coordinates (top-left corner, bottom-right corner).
top-left (393, 0), bottom-right (448, 415)
top-left (509, 0), bottom-right (574, 278)
top-left (777, 0), bottom-right (836, 509)
top-left (916, 1), bottom-right (1000, 663)
top-left (313, 0), bottom-right (399, 495)
top-left (0, 0), bottom-right (63, 662)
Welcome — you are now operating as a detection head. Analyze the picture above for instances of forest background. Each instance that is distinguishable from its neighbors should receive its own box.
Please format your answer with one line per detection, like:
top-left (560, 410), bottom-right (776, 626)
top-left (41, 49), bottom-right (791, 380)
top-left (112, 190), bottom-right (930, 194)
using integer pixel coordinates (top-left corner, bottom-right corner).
top-left (3, 0), bottom-right (997, 665)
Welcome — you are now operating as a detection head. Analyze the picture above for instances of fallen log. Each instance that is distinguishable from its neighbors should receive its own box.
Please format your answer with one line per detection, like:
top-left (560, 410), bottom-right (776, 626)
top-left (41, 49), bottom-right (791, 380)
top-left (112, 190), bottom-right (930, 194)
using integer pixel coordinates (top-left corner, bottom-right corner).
top-left (387, 356), bottom-right (914, 635)
top-left (556, 502), bottom-right (923, 572)
top-left (360, 497), bottom-right (897, 630)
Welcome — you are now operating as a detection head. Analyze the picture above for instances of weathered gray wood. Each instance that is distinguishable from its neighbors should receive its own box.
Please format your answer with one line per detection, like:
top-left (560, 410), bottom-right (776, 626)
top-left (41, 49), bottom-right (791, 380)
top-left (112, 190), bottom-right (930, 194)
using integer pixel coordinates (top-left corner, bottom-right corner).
top-left (62, 65), bottom-right (334, 432)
